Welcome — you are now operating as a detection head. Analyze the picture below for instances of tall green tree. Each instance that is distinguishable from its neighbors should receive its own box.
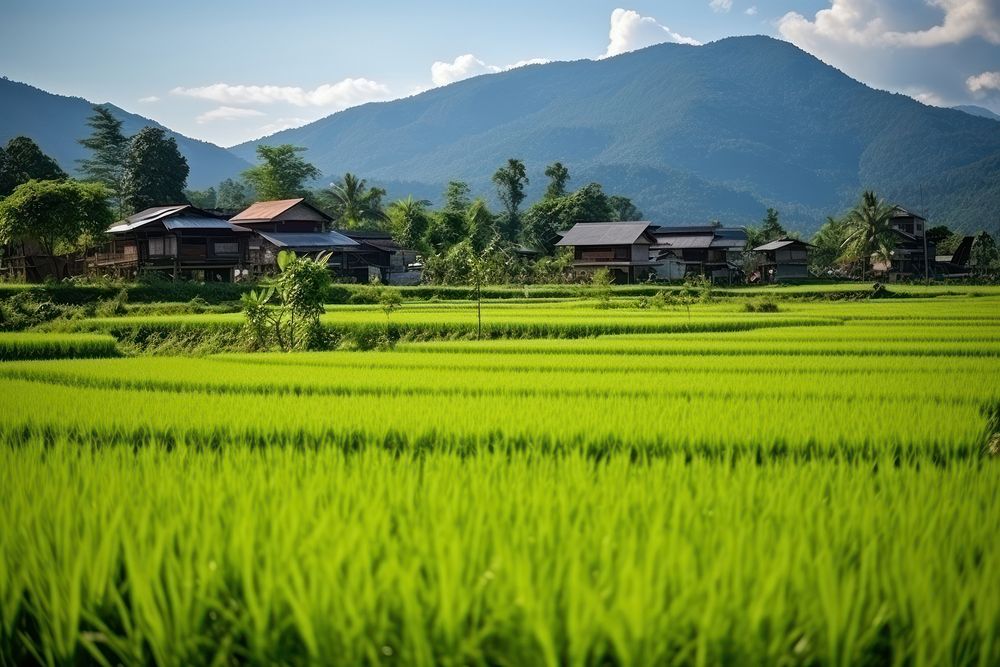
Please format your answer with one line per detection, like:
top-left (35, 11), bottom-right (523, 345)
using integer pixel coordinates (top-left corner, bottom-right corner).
top-left (321, 173), bottom-right (388, 229)
top-left (466, 198), bottom-right (497, 253)
top-left (216, 178), bottom-right (252, 210)
top-left (78, 106), bottom-right (129, 214)
top-left (608, 195), bottom-right (642, 221)
top-left (810, 216), bottom-right (848, 275)
top-left (120, 128), bottom-right (189, 214)
top-left (492, 158), bottom-right (528, 242)
top-left (425, 181), bottom-right (470, 251)
top-left (242, 145), bottom-right (319, 201)
top-left (840, 190), bottom-right (897, 279)
top-left (970, 231), bottom-right (999, 278)
top-left (387, 196), bottom-right (432, 248)
top-left (543, 162), bottom-right (569, 199)
top-left (0, 179), bottom-right (111, 273)
top-left (0, 136), bottom-right (66, 198)
top-left (184, 187), bottom-right (217, 209)
top-left (523, 183), bottom-right (614, 253)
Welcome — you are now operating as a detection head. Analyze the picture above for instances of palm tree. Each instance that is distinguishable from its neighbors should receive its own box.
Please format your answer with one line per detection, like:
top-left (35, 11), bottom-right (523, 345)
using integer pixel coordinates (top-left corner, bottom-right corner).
top-left (840, 190), bottom-right (897, 280)
top-left (322, 173), bottom-right (389, 230)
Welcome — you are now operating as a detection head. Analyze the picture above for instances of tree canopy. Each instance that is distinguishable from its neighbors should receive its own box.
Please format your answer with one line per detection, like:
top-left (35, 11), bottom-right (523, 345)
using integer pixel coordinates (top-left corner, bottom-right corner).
top-left (242, 145), bottom-right (319, 202)
top-left (320, 173), bottom-right (388, 230)
top-left (0, 136), bottom-right (66, 198)
top-left (492, 158), bottom-right (528, 242)
top-left (121, 128), bottom-right (189, 214)
top-left (0, 179), bottom-right (112, 269)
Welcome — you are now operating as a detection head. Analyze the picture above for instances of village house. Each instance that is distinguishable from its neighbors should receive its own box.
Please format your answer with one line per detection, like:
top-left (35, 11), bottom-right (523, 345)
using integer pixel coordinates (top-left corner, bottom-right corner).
top-left (649, 223), bottom-right (747, 282)
top-left (332, 228), bottom-right (422, 284)
top-left (228, 199), bottom-right (360, 278)
top-left (872, 206), bottom-right (935, 281)
top-left (89, 204), bottom-right (250, 281)
top-left (751, 238), bottom-right (814, 282)
top-left (555, 222), bottom-right (660, 283)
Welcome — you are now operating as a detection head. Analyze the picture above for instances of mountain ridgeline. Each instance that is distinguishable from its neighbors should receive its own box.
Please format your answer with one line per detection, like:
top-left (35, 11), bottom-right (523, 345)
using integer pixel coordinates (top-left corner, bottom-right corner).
top-left (0, 77), bottom-right (249, 188)
top-left (232, 36), bottom-right (1000, 233)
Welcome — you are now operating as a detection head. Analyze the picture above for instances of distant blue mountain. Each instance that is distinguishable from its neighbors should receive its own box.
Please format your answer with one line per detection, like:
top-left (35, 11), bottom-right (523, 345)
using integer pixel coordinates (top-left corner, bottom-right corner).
top-left (953, 105), bottom-right (1000, 122)
top-left (0, 77), bottom-right (249, 188)
top-left (232, 36), bottom-right (1000, 233)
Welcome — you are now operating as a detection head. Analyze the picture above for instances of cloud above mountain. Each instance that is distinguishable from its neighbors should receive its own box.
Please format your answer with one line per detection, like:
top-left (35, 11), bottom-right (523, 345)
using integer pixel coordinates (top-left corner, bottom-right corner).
top-left (603, 8), bottom-right (700, 58)
top-left (171, 79), bottom-right (392, 109)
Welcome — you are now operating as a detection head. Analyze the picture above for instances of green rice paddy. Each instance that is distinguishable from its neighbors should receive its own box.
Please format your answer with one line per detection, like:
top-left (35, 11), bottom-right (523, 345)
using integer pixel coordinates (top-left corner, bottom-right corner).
top-left (2, 289), bottom-right (998, 665)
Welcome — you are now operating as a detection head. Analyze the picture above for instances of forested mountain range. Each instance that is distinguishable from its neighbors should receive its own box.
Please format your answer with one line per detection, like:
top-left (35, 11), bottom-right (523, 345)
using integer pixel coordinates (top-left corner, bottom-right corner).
top-left (0, 77), bottom-right (249, 188)
top-left (232, 36), bottom-right (1000, 233)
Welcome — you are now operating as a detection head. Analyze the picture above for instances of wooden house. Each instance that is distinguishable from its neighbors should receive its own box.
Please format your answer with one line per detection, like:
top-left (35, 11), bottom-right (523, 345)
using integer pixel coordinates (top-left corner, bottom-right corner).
top-left (872, 206), bottom-right (935, 280)
top-left (752, 238), bottom-right (814, 282)
top-left (649, 224), bottom-right (747, 282)
top-left (555, 222), bottom-right (660, 283)
top-left (229, 199), bottom-right (360, 276)
top-left (90, 205), bottom-right (250, 281)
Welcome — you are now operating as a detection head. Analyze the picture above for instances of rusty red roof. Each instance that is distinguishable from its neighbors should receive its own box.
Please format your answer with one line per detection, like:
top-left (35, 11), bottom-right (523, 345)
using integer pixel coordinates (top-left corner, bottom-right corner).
top-left (230, 198), bottom-right (332, 223)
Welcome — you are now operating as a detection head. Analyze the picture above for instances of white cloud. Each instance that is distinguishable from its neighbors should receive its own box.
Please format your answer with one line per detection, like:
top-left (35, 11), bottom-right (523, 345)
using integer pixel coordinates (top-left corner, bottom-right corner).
top-left (172, 78), bottom-right (392, 109)
top-left (138, 95), bottom-right (160, 103)
top-left (710, 0), bottom-right (732, 14)
top-left (967, 71), bottom-right (1000, 94)
top-left (429, 55), bottom-right (551, 87)
top-left (196, 106), bottom-right (266, 124)
top-left (256, 117), bottom-right (313, 135)
top-left (778, 0), bottom-right (1000, 51)
top-left (745, 6), bottom-right (758, 17)
top-left (431, 54), bottom-right (501, 86)
top-left (603, 8), bottom-right (700, 59)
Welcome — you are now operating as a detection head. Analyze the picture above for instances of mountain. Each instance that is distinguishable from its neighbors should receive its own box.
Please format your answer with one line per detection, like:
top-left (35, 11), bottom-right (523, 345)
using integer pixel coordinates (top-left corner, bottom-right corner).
top-left (953, 105), bottom-right (1000, 122)
top-left (0, 77), bottom-right (249, 188)
top-left (232, 36), bottom-right (1000, 233)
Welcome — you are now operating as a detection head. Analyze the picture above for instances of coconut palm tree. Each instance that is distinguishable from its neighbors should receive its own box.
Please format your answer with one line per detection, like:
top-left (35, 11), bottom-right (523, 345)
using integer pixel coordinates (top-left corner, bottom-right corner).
top-left (387, 196), bottom-right (431, 248)
top-left (322, 173), bottom-right (388, 230)
top-left (840, 190), bottom-right (897, 280)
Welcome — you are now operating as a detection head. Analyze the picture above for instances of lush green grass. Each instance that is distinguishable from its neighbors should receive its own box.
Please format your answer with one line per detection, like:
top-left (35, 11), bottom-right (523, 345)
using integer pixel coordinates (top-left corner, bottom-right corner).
top-left (3, 446), bottom-right (998, 666)
top-left (0, 332), bottom-right (118, 361)
top-left (1, 296), bottom-right (998, 664)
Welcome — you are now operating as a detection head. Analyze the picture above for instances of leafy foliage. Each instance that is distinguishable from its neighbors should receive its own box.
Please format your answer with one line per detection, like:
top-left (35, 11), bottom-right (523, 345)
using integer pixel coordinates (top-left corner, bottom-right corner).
top-left (242, 144), bottom-right (319, 201)
top-left (77, 106), bottom-right (128, 214)
top-left (0, 136), bottom-right (66, 197)
top-left (319, 172), bottom-right (388, 230)
top-left (120, 127), bottom-right (189, 213)
top-left (0, 179), bottom-right (112, 264)
top-left (241, 250), bottom-right (332, 351)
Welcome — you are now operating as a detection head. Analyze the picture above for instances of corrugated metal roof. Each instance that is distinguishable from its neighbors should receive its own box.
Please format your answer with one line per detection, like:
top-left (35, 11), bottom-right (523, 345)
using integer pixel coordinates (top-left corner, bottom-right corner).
top-left (753, 238), bottom-right (814, 252)
top-left (555, 222), bottom-right (654, 246)
top-left (107, 205), bottom-right (192, 232)
top-left (163, 217), bottom-right (244, 231)
top-left (656, 235), bottom-right (713, 249)
top-left (231, 198), bottom-right (332, 223)
top-left (107, 205), bottom-right (237, 233)
top-left (230, 199), bottom-right (304, 222)
top-left (256, 231), bottom-right (359, 249)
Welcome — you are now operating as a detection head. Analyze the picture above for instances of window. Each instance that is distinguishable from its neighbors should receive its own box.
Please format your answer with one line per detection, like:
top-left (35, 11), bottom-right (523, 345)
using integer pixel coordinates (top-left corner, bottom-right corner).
top-left (214, 241), bottom-right (239, 256)
top-left (148, 237), bottom-right (176, 257)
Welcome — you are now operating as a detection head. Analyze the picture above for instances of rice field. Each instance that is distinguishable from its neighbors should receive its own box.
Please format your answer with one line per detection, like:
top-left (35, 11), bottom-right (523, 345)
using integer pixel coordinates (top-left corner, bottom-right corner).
top-left (2, 292), bottom-right (999, 665)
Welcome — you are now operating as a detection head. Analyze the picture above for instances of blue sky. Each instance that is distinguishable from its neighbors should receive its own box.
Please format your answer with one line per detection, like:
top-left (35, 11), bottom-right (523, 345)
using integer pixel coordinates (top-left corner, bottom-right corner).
top-left (2, 0), bottom-right (999, 146)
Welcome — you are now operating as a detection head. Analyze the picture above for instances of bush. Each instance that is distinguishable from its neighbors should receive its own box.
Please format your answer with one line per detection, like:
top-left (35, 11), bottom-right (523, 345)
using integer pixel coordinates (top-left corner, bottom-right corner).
top-left (744, 298), bottom-right (780, 313)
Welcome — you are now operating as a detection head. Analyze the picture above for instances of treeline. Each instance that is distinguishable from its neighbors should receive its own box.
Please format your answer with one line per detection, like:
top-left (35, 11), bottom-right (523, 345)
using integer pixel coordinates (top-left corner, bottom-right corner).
top-left (188, 144), bottom-right (645, 284)
top-left (743, 194), bottom-right (999, 280)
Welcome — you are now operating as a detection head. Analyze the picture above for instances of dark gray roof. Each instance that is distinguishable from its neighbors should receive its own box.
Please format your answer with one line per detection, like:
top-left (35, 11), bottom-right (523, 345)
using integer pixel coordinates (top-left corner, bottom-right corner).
top-left (657, 235), bottom-right (713, 249)
top-left (555, 222), bottom-right (655, 246)
top-left (163, 218), bottom-right (244, 231)
top-left (256, 230), bottom-right (359, 249)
